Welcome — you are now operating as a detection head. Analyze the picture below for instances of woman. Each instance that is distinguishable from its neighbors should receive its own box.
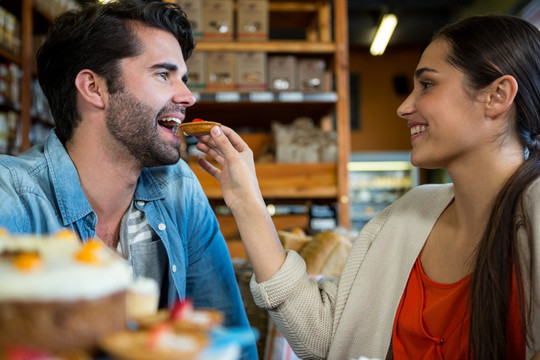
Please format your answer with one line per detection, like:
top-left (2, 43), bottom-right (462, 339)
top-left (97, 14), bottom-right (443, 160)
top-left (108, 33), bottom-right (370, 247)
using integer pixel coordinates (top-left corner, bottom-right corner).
top-left (197, 15), bottom-right (540, 359)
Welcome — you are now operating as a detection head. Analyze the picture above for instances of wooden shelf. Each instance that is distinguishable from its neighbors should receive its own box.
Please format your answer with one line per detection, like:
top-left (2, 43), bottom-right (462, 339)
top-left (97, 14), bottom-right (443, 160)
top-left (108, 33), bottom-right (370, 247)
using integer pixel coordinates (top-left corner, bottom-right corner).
top-left (195, 40), bottom-right (336, 53)
top-left (269, 2), bottom-right (320, 12)
top-left (0, 47), bottom-right (20, 64)
top-left (190, 162), bottom-right (338, 199)
top-left (191, 0), bottom-right (350, 229)
top-left (186, 91), bottom-right (337, 128)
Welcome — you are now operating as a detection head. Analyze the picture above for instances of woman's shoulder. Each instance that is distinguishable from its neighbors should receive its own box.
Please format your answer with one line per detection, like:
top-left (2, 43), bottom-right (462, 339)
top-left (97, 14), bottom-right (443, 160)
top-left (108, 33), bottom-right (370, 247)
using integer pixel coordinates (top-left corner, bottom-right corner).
top-left (358, 183), bottom-right (454, 242)
top-left (398, 182), bottom-right (454, 206)
top-left (524, 176), bottom-right (540, 213)
top-left (526, 176), bottom-right (540, 194)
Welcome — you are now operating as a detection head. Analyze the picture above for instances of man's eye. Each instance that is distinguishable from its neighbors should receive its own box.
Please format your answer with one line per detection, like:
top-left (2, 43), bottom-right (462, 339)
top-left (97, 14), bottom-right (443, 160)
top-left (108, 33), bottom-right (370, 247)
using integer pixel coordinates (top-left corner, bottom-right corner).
top-left (158, 72), bottom-right (168, 80)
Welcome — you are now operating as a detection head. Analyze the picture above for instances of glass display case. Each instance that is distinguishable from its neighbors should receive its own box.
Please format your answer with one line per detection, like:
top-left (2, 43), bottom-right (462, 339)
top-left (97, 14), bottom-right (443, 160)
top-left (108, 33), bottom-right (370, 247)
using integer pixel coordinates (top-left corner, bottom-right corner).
top-left (348, 152), bottom-right (419, 232)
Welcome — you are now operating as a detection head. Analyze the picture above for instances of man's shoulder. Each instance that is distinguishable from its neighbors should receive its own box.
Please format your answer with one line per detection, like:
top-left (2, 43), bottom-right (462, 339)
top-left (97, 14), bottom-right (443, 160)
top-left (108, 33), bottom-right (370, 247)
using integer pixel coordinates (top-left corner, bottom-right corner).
top-left (0, 147), bottom-right (48, 182)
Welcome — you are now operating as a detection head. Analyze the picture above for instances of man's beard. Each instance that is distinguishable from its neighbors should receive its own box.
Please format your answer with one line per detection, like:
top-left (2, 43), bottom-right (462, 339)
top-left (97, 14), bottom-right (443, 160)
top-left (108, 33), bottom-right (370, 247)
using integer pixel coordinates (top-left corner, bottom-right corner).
top-left (106, 87), bottom-right (181, 168)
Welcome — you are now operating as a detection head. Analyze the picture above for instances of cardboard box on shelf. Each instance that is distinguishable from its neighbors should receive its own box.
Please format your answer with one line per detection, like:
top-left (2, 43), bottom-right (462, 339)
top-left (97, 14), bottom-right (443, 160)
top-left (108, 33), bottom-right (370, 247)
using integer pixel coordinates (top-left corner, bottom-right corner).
top-left (236, 52), bottom-right (267, 91)
top-left (268, 55), bottom-right (297, 91)
top-left (178, 0), bottom-right (203, 39)
top-left (186, 51), bottom-right (206, 91)
top-left (206, 52), bottom-right (236, 91)
top-left (237, 0), bottom-right (268, 41)
top-left (0, 7), bottom-right (6, 50)
top-left (203, 0), bottom-right (233, 41)
top-left (3, 12), bottom-right (16, 53)
top-left (298, 59), bottom-right (326, 93)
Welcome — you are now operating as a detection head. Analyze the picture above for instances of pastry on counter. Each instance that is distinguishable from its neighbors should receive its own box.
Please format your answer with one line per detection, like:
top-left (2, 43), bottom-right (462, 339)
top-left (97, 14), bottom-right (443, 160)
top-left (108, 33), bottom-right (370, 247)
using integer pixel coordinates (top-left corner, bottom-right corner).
top-left (0, 229), bottom-right (132, 355)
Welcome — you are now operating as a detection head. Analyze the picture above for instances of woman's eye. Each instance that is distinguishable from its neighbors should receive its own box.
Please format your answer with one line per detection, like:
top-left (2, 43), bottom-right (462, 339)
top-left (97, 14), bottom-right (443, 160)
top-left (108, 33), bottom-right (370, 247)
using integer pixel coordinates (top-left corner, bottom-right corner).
top-left (420, 81), bottom-right (433, 90)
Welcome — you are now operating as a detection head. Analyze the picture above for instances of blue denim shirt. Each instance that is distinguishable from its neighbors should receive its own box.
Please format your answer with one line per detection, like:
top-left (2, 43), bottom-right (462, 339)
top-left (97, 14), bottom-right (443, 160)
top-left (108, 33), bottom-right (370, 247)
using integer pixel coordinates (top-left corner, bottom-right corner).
top-left (0, 130), bottom-right (257, 359)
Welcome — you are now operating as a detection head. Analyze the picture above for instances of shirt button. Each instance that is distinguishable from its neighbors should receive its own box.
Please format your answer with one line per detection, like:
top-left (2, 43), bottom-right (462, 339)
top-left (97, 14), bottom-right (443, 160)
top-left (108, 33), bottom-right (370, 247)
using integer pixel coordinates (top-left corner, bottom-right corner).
top-left (158, 223), bottom-right (166, 231)
top-left (171, 265), bottom-right (177, 273)
top-left (137, 201), bottom-right (145, 207)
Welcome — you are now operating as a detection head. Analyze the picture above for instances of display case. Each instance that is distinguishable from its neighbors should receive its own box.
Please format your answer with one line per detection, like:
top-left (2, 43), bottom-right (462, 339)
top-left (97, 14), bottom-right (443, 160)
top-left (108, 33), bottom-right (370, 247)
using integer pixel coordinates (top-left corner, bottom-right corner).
top-left (348, 152), bottom-right (419, 232)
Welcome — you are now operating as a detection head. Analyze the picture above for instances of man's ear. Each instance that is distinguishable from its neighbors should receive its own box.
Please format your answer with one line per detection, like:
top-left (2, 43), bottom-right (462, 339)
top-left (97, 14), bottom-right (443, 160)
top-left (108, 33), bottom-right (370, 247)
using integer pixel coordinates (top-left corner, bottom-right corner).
top-left (74, 69), bottom-right (107, 109)
top-left (485, 75), bottom-right (518, 118)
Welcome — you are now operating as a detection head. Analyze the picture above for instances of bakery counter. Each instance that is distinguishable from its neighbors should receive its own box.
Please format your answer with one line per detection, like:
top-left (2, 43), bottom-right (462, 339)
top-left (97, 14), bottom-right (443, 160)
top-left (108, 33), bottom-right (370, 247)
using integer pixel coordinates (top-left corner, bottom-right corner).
top-left (0, 230), bottom-right (257, 360)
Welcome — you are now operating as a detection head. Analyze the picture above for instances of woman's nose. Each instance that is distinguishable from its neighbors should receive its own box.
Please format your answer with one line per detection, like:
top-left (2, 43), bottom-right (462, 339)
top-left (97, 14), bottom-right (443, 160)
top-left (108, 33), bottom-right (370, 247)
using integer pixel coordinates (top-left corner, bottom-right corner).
top-left (397, 92), bottom-right (414, 119)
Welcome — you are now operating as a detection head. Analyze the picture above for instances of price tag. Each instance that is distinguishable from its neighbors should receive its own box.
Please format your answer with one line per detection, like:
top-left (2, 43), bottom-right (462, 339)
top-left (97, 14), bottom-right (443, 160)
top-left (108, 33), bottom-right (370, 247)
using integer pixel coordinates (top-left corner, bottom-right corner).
top-left (278, 91), bottom-right (303, 102)
top-left (249, 92), bottom-right (274, 102)
top-left (216, 92), bottom-right (241, 102)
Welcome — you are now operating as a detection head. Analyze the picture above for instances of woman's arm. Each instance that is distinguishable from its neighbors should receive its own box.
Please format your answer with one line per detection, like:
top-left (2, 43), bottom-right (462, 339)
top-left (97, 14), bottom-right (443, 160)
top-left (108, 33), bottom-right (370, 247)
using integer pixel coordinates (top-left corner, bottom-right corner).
top-left (196, 125), bottom-right (286, 282)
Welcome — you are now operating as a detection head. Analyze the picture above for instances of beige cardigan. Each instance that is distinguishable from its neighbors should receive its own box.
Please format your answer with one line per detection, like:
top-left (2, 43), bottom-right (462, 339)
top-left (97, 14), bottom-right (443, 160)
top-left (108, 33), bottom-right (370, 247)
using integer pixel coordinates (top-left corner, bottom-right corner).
top-left (251, 182), bottom-right (540, 360)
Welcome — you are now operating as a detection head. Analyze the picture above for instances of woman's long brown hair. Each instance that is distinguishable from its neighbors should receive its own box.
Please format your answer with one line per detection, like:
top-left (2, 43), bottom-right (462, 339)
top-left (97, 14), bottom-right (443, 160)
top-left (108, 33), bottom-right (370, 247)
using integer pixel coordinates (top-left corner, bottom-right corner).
top-left (434, 15), bottom-right (540, 359)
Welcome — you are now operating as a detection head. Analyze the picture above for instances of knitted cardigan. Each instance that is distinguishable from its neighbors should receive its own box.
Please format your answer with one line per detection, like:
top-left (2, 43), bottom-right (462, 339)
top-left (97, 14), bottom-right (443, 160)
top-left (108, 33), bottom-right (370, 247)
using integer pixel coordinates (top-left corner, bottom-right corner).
top-left (251, 181), bottom-right (540, 360)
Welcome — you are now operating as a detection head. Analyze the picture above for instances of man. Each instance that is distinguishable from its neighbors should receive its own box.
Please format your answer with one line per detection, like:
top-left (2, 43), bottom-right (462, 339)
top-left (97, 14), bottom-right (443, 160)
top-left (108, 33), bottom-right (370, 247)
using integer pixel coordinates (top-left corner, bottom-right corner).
top-left (0, 1), bottom-right (257, 358)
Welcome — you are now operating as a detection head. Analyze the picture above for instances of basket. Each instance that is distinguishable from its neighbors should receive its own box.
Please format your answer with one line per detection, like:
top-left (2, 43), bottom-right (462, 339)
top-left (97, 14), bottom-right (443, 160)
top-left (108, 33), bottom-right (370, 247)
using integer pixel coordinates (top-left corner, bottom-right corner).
top-left (234, 260), bottom-right (269, 359)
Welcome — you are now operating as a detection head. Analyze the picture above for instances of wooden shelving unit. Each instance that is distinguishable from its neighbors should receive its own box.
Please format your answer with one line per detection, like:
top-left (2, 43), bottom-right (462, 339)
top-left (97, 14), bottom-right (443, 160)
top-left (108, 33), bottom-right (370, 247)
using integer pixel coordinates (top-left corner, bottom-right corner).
top-left (188, 0), bottom-right (351, 231)
top-left (7, 0), bottom-right (351, 231)
top-left (0, 0), bottom-right (58, 153)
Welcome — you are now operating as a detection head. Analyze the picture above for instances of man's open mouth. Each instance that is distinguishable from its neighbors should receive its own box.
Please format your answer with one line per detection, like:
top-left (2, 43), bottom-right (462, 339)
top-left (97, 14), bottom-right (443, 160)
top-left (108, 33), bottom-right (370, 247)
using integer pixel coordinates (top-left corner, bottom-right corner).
top-left (158, 117), bottom-right (182, 135)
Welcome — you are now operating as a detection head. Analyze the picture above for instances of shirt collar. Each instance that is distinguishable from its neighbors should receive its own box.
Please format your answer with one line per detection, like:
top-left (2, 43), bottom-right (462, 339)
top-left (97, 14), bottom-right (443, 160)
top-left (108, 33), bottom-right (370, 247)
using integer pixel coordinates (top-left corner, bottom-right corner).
top-left (45, 130), bottom-right (93, 226)
top-left (44, 130), bottom-right (166, 226)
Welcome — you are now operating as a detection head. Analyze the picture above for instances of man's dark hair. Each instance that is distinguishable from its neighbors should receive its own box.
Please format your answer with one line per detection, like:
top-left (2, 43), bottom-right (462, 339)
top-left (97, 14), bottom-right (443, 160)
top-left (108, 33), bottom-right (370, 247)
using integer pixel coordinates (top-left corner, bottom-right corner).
top-left (36, 0), bottom-right (195, 144)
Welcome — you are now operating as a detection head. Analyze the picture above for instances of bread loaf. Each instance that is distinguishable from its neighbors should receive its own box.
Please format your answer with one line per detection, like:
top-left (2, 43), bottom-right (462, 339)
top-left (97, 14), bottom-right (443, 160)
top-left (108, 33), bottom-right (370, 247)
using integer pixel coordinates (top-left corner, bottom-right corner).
top-left (277, 228), bottom-right (312, 252)
top-left (299, 231), bottom-right (351, 278)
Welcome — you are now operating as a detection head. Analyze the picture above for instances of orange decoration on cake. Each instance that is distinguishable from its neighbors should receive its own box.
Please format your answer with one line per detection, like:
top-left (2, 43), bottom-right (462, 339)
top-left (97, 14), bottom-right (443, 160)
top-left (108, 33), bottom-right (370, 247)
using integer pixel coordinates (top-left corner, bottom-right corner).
top-left (54, 229), bottom-right (78, 242)
top-left (75, 240), bottom-right (103, 265)
top-left (13, 253), bottom-right (42, 272)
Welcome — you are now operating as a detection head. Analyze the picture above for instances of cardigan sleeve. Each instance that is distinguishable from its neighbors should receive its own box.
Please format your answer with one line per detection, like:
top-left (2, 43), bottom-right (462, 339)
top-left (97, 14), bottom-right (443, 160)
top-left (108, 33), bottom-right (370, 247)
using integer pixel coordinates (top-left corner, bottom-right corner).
top-left (250, 250), bottom-right (336, 359)
top-left (248, 203), bottom-right (395, 360)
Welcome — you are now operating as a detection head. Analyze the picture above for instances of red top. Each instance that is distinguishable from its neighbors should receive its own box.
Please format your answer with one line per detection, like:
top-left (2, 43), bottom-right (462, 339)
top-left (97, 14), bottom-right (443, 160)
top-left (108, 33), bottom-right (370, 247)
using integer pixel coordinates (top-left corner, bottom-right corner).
top-left (392, 257), bottom-right (525, 359)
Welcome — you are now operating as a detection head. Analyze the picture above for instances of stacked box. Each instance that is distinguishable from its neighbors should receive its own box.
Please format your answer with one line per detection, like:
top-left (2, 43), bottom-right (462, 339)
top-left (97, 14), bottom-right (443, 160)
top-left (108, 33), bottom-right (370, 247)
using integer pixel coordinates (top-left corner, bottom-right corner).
top-left (206, 52), bottom-right (236, 91)
top-left (0, 9), bottom-right (19, 55)
top-left (237, 0), bottom-right (268, 41)
top-left (298, 59), bottom-right (326, 92)
top-left (268, 56), bottom-right (297, 91)
top-left (178, 0), bottom-right (203, 39)
top-left (203, 0), bottom-right (234, 41)
top-left (186, 51), bottom-right (206, 91)
top-left (0, 7), bottom-right (5, 50)
top-left (236, 52), bottom-right (267, 91)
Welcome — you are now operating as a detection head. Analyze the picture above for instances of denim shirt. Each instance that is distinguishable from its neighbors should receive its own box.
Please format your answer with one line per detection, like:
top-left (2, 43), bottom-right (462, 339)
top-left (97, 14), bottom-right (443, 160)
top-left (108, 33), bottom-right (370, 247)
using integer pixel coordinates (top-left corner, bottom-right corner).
top-left (0, 130), bottom-right (258, 359)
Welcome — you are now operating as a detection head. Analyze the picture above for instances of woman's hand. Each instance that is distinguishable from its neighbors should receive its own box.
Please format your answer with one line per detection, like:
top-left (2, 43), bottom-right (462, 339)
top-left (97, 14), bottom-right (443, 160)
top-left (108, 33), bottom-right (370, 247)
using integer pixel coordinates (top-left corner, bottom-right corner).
top-left (195, 125), bottom-right (286, 282)
top-left (196, 125), bottom-right (265, 213)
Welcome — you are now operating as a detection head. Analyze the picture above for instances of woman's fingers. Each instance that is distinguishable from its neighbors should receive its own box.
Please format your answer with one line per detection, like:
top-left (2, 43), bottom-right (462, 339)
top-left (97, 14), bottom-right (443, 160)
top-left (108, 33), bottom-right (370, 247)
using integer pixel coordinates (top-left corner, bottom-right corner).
top-left (196, 140), bottom-right (224, 166)
top-left (207, 126), bottom-right (237, 156)
top-left (198, 157), bottom-right (220, 179)
top-left (220, 126), bottom-right (250, 152)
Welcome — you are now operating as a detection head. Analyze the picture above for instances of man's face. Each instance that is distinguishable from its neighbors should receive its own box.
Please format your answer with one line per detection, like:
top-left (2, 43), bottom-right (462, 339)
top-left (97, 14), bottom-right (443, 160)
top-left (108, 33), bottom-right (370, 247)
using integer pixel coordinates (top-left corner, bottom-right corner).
top-left (105, 24), bottom-right (196, 168)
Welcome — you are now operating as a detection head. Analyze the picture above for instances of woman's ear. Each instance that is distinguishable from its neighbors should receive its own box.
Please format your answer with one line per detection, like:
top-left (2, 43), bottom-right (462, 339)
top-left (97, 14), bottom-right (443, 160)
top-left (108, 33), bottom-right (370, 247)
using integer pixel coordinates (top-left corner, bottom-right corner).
top-left (74, 69), bottom-right (107, 109)
top-left (485, 75), bottom-right (518, 118)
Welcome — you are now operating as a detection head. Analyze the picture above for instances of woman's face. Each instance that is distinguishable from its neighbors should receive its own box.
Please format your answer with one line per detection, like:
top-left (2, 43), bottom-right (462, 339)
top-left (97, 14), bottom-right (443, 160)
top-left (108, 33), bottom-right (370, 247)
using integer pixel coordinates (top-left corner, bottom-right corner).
top-left (397, 39), bottom-right (490, 170)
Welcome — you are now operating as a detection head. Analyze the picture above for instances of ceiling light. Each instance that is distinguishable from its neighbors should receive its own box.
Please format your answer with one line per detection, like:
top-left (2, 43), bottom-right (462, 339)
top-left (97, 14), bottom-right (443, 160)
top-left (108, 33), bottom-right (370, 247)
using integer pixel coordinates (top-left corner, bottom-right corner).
top-left (370, 13), bottom-right (398, 56)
